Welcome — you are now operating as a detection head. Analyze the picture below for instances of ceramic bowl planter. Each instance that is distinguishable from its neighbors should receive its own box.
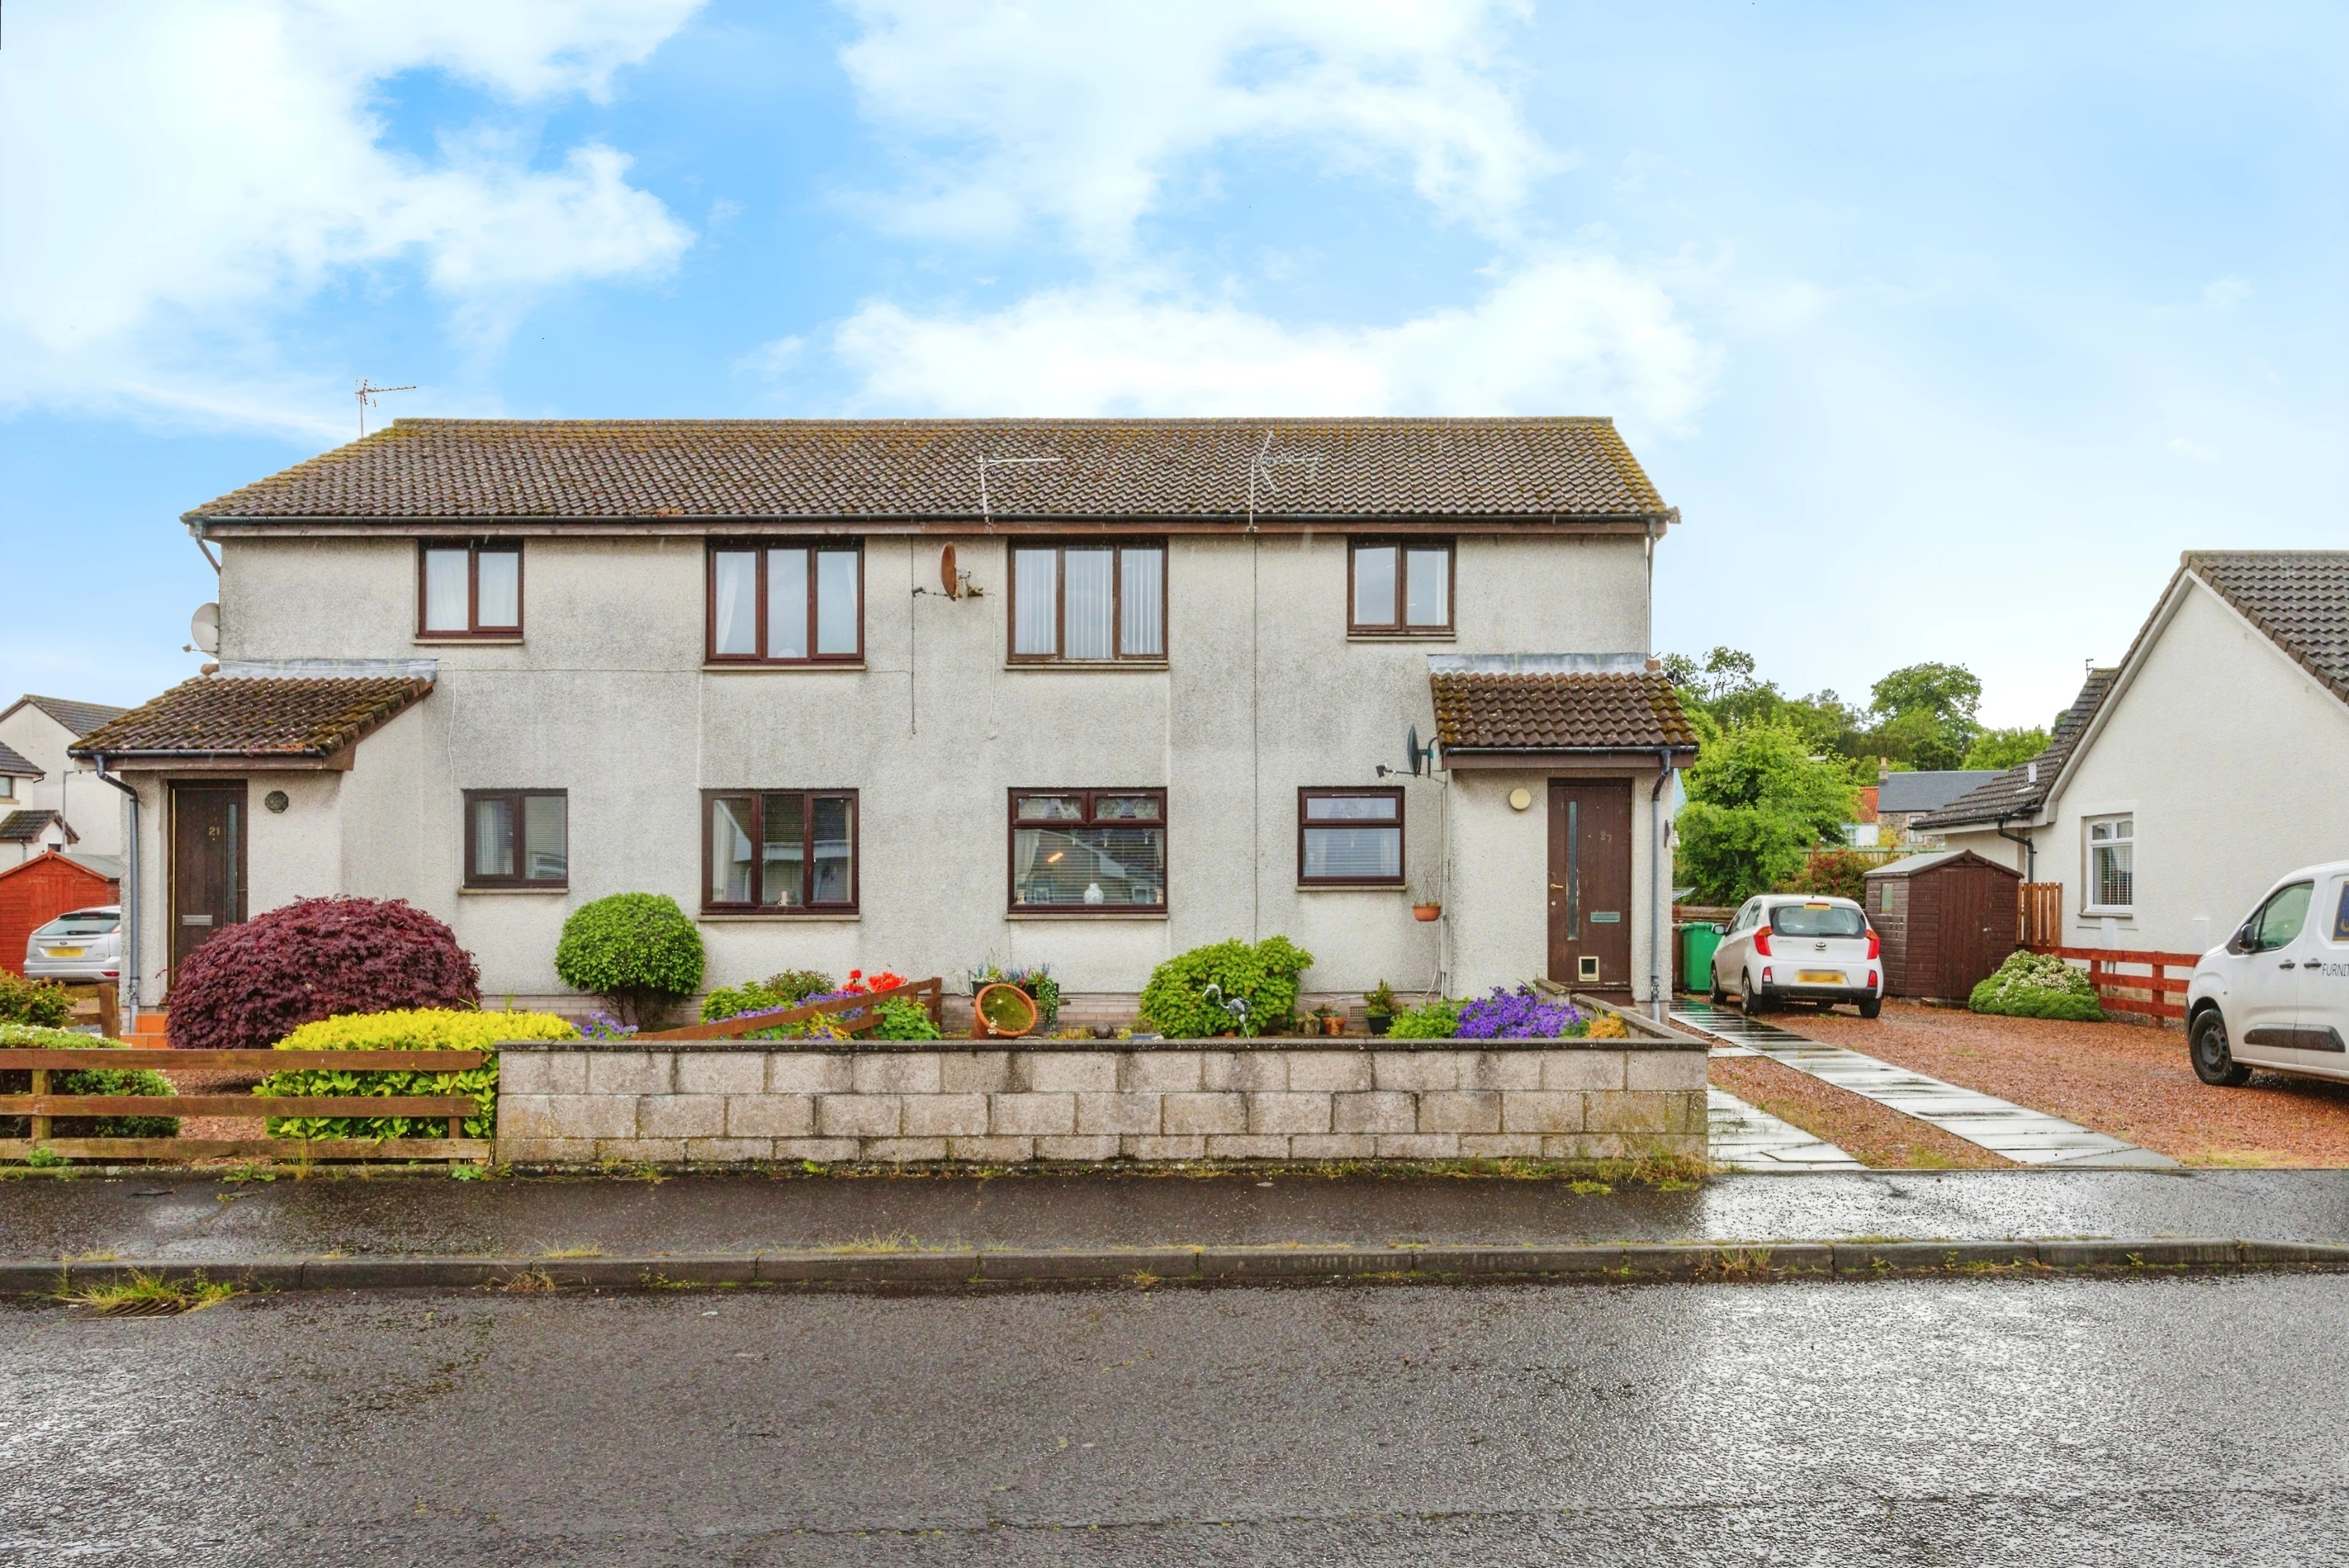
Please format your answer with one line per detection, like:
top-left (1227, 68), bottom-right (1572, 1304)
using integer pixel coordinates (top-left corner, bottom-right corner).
top-left (1412, 903), bottom-right (1442, 922)
top-left (973, 983), bottom-right (1039, 1039)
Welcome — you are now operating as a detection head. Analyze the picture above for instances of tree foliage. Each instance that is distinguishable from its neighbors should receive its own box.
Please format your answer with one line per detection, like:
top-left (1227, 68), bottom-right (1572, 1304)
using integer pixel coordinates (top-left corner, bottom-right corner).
top-left (1675, 723), bottom-right (1858, 904)
top-left (1666, 648), bottom-right (1997, 773)
top-left (1962, 726), bottom-right (2050, 771)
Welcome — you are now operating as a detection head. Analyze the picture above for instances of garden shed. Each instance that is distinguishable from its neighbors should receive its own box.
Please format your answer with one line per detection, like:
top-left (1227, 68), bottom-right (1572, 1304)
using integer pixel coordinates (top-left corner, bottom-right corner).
top-left (0, 848), bottom-right (117, 978)
top-left (1863, 849), bottom-right (2021, 1003)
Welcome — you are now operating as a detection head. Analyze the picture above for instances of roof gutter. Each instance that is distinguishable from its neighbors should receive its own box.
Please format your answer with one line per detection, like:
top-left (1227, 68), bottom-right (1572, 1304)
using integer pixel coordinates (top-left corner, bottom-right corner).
top-left (185, 515), bottom-right (220, 574)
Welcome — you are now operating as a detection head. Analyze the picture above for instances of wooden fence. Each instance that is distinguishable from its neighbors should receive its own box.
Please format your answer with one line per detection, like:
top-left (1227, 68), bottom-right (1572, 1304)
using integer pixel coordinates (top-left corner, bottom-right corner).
top-left (2022, 946), bottom-right (2200, 1023)
top-left (2019, 882), bottom-right (2063, 948)
top-left (639, 977), bottom-right (946, 1042)
top-left (0, 1047), bottom-right (489, 1164)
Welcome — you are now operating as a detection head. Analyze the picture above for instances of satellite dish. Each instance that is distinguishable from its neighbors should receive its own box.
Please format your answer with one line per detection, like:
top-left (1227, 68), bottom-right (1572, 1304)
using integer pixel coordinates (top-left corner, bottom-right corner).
top-left (939, 543), bottom-right (959, 598)
top-left (190, 602), bottom-right (220, 655)
top-left (1406, 724), bottom-right (1424, 778)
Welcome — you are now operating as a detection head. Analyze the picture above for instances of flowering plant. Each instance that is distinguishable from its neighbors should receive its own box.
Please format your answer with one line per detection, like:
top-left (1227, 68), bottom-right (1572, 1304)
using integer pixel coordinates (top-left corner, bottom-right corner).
top-left (1453, 986), bottom-right (1588, 1040)
top-left (580, 1012), bottom-right (639, 1039)
top-left (837, 968), bottom-right (908, 996)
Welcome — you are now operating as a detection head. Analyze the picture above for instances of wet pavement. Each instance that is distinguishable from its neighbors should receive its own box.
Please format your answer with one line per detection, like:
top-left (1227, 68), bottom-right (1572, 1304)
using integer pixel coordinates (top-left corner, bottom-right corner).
top-left (1674, 1000), bottom-right (2173, 1167)
top-left (1704, 1086), bottom-right (1861, 1169)
top-left (6, 1273), bottom-right (2346, 1564)
top-left (9, 1167), bottom-right (2349, 1263)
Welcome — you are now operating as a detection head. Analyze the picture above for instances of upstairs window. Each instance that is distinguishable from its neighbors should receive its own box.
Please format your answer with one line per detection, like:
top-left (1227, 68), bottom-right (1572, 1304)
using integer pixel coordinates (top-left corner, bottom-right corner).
top-left (1010, 543), bottom-right (1165, 662)
top-left (420, 541), bottom-right (522, 637)
top-left (703, 790), bottom-right (858, 912)
top-left (1349, 540), bottom-right (1452, 635)
top-left (708, 542), bottom-right (863, 664)
top-left (1010, 789), bottom-right (1166, 912)
top-left (464, 789), bottom-right (567, 888)
top-left (2085, 815), bottom-right (2134, 913)
top-left (1298, 788), bottom-right (1404, 885)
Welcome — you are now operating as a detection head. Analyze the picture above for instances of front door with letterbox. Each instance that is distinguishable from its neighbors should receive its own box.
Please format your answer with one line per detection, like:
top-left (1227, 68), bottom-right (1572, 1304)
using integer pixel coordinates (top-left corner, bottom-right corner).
top-left (169, 779), bottom-right (248, 987)
top-left (1547, 778), bottom-right (1633, 992)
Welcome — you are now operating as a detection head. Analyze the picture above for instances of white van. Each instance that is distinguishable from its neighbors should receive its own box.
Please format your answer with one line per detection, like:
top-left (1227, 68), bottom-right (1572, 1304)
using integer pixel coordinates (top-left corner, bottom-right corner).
top-left (2186, 861), bottom-right (2349, 1087)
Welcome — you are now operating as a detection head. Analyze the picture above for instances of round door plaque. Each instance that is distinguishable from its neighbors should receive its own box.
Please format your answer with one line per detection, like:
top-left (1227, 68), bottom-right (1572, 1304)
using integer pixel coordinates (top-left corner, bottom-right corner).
top-left (1507, 787), bottom-right (1533, 811)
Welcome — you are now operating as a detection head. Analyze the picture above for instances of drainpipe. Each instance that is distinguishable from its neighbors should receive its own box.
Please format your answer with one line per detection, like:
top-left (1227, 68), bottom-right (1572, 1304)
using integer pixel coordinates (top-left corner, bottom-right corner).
top-left (90, 757), bottom-right (140, 1024)
top-left (1650, 747), bottom-right (1672, 1019)
top-left (1994, 808), bottom-right (2035, 880)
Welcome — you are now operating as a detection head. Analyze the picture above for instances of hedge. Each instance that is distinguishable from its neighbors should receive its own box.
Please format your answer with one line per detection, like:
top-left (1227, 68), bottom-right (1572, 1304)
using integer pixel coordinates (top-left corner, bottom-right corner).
top-left (258, 1008), bottom-right (576, 1141)
top-left (1138, 937), bottom-right (1314, 1038)
top-left (0, 973), bottom-right (72, 1028)
top-left (0, 1024), bottom-right (177, 1139)
top-left (1969, 951), bottom-right (2104, 1022)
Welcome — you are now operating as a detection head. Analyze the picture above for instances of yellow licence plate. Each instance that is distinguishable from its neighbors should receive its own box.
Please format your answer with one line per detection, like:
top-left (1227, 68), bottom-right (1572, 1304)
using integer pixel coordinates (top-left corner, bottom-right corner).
top-left (45, 947), bottom-right (84, 958)
top-left (1798, 970), bottom-right (1844, 984)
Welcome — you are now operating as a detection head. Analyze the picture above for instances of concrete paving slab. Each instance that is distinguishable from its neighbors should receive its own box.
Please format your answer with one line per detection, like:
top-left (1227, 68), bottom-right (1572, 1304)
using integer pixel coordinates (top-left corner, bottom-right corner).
top-left (1707, 1087), bottom-right (1863, 1170)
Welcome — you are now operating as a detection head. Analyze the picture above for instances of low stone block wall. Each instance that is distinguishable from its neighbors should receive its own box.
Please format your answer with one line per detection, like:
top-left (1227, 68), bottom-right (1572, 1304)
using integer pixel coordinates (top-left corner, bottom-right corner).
top-left (494, 1038), bottom-right (1709, 1167)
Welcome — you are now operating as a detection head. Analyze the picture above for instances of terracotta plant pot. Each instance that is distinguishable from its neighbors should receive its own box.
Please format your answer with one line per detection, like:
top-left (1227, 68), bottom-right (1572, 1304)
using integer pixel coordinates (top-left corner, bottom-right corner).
top-left (1319, 1014), bottom-right (1345, 1036)
top-left (973, 983), bottom-right (1039, 1039)
top-left (1412, 903), bottom-right (1442, 922)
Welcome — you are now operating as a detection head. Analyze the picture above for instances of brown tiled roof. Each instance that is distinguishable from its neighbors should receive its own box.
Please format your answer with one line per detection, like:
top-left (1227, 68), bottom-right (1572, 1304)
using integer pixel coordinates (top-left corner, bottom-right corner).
top-left (2186, 551), bottom-right (2349, 704)
top-left (70, 676), bottom-right (431, 760)
top-left (184, 417), bottom-right (1669, 526)
top-left (1912, 669), bottom-right (2115, 830)
top-left (0, 695), bottom-right (129, 738)
top-left (0, 740), bottom-right (38, 778)
top-left (1431, 672), bottom-right (1698, 754)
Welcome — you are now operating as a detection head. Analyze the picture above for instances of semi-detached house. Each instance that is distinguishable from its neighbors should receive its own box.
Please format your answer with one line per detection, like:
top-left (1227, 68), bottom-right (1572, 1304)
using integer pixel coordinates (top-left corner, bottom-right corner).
top-left (72, 417), bottom-right (1696, 1023)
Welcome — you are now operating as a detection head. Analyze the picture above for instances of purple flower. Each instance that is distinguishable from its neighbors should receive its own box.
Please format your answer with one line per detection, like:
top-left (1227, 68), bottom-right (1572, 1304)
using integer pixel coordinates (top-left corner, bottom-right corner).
top-left (581, 1011), bottom-right (639, 1039)
top-left (1453, 986), bottom-right (1586, 1040)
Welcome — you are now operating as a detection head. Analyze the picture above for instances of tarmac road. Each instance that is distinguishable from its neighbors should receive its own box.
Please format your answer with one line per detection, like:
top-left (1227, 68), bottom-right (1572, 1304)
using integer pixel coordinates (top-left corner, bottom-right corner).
top-left (7, 1273), bottom-right (2348, 1566)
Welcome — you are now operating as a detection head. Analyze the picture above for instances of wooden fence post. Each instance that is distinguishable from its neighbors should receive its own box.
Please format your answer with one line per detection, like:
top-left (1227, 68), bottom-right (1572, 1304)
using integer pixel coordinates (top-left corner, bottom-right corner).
top-left (29, 1067), bottom-right (48, 1148)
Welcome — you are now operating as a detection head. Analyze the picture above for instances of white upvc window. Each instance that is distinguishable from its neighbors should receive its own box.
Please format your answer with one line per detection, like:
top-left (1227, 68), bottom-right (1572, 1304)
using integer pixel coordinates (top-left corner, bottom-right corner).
top-left (2084, 815), bottom-right (2134, 915)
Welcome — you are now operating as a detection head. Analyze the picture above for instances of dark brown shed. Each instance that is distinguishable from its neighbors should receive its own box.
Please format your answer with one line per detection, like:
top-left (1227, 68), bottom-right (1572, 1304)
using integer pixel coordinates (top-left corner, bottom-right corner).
top-left (1863, 850), bottom-right (2022, 1003)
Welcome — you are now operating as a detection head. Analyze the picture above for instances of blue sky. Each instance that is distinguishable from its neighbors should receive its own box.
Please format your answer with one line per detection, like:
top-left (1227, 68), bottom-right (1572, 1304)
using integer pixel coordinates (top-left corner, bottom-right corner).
top-left (4, 1), bottom-right (2342, 730)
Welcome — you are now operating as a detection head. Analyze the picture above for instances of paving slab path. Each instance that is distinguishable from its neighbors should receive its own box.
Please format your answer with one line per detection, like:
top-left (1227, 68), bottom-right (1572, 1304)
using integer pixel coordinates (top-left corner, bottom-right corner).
top-left (1672, 1000), bottom-right (2177, 1169)
top-left (1706, 1087), bottom-right (1863, 1170)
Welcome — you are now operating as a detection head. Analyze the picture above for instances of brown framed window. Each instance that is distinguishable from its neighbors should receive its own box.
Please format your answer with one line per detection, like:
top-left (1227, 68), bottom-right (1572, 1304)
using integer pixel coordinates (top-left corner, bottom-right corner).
top-left (708, 541), bottom-right (864, 664)
top-left (419, 541), bottom-right (523, 637)
top-left (1009, 542), bottom-right (1165, 661)
top-left (1348, 539), bottom-right (1453, 634)
top-left (703, 790), bottom-right (858, 911)
top-left (1297, 787), bottom-right (1405, 885)
top-left (1009, 789), bottom-right (1166, 912)
top-left (464, 790), bottom-right (567, 887)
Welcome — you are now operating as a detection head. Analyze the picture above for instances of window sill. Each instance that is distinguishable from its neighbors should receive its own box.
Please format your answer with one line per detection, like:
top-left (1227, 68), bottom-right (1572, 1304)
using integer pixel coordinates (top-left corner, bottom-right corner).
top-left (417, 637), bottom-right (524, 646)
top-left (2079, 912), bottom-right (2135, 923)
top-left (1004, 910), bottom-right (1169, 921)
top-left (1295, 883), bottom-right (1408, 893)
top-left (702, 663), bottom-right (867, 673)
top-left (1345, 633), bottom-right (1455, 644)
top-left (459, 885), bottom-right (570, 896)
top-left (1004, 661), bottom-right (1170, 672)
top-left (697, 912), bottom-right (861, 923)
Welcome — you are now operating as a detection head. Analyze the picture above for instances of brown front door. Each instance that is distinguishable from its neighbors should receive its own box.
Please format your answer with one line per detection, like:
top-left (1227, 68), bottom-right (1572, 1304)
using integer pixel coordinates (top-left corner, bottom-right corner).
top-left (1548, 779), bottom-right (1633, 992)
top-left (170, 781), bottom-right (247, 984)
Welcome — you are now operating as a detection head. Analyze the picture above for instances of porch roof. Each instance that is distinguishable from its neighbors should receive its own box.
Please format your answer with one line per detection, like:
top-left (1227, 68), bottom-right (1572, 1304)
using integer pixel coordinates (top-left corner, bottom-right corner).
top-left (1430, 670), bottom-right (1697, 757)
top-left (69, 674), bottom-right (432, 765)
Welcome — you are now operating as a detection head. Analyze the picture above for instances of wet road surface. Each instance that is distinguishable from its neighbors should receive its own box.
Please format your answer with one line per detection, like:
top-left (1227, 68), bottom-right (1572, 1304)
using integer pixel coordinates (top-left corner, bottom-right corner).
top-left (7, 1274), bottom-right (2347, 1565)
top-left (10, 1167), bottom-right (2349, 1264)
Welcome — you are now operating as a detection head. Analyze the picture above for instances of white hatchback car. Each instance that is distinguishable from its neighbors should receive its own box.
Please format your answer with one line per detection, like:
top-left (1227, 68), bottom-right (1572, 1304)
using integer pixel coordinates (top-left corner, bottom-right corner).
top-left (2186, 861), bottom-right (2349, 1087)
top-left (1708, 894), bottom-right (1883, 1019)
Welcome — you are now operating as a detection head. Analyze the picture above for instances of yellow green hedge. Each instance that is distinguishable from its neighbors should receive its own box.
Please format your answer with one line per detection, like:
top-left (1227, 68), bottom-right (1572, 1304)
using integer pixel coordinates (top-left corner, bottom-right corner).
top-left (259, 1008), bottom-right (576, 1140)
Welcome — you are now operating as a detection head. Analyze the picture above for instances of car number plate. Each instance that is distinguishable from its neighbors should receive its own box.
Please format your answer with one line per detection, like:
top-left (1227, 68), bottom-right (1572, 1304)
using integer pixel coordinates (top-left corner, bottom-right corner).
top-left (1798, 970), bottom-right (1843, 984)
top-left (45, 946), bottom-right (84, 958)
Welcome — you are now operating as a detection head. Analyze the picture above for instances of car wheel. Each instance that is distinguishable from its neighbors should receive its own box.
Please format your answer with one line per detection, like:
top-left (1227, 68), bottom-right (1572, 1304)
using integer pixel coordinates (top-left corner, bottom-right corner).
top-left (2191, 1009), bottom-right (2252, 1087)
top-left (1739, 973), bottom-right (1765, 1018)
top-left (1709, 967), bottom-right (1727, 1006)
top-left (1858, 996), bottom-right (1882, 1019)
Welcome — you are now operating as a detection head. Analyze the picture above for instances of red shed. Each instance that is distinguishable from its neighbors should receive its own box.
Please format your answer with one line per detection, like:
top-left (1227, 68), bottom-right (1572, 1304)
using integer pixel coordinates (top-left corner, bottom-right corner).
top-left (1863, 849), bottom-right (2021, 1003)
top-left (0, 850), bottom-right (119, 978)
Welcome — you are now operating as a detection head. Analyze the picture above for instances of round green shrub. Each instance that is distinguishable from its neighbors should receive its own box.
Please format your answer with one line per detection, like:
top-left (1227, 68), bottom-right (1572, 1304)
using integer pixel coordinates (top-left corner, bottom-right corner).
top-left (554, 894), bottom-right (705, 1026)
top-left (1384, 997), bottom-right (1462, 1039)
top-left (874, 997), bottom-right (943, 1041)
top-left (1138, 937), bottom-right (1315, 1039)
top-left (0, 973), bottom-right (72, 1029)
top-left (1969, 950), bottom-right (2104, 1022)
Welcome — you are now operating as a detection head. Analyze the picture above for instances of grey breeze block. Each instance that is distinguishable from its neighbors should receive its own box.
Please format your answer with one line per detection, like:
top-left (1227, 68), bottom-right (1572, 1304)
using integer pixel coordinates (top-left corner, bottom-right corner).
top-left (492, 1039), bottom-right (1709, 1167)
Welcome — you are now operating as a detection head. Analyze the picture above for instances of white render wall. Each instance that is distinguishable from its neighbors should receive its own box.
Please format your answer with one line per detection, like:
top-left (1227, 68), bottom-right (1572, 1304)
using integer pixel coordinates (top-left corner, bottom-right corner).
top-left (145, 529), bottom-right (1655, 1009)
top-left (0, 705), bottom-right (121, 863)
top-left (2032, 581), bottom-right (2349, 956)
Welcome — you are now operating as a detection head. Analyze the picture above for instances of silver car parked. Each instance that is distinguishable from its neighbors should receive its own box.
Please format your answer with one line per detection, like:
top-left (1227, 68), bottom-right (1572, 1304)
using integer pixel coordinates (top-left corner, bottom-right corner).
top-left (23, 905), bottom-right (122, 984)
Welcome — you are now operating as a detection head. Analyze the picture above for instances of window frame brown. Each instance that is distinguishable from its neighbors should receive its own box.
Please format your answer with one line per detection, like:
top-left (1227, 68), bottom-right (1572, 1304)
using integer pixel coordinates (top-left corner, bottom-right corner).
top-left (461, 788), bottom-right (568, 889)
top-left (1006, 786), bottom-right (1169, 914)
top-left (1345, 537), bottom-right (1456, 636)
top-left (704, 539), bottom-right (867, 666)
top-left (417, 539), bottom-right (525, 639)
top-left (699, 788), bottom-right (861, 913)
top-left (1296, 786), bottom-right (1407, 887)
top-left (1005, 539), bottom-right (1170, 664)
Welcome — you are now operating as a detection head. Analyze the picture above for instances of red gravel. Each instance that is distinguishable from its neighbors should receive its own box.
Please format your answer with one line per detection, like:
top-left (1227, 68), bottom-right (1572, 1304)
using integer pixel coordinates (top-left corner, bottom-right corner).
top-left (1795, 1000), bottom-right (2349, 1167)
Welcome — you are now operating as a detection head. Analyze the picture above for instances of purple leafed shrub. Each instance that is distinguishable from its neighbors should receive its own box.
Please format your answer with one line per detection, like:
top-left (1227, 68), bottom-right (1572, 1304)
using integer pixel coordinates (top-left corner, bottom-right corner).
top-left (1453, 986), bottom-right (1586, 1040)
top-left (166, 897), bottom-right (481, 1052)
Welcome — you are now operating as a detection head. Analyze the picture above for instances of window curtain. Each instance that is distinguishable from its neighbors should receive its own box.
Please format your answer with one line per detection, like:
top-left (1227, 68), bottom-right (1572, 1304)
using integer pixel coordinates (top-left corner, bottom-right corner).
top-left (1119, 548), bottom-right (1162, 656)
top-left (1014, 549), bottom-right (1058, 655)
top-left (714, 551), bottom-right (758, 655)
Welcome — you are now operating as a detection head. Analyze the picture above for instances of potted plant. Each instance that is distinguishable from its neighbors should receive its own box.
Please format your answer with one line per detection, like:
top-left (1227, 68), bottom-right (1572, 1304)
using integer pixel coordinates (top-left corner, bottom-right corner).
top-left (1312, 1002), bottom-right (1343, 1037)
top-left (1411, 889), bottom-right (1442, 921)
top-left (1363, 980), bottom-right (1397, 1036)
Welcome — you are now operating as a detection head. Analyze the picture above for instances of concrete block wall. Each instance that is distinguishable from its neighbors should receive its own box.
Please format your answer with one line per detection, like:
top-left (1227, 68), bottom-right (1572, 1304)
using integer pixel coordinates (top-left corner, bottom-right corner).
top-left (494, 1040), bottom-right (1709, 1166)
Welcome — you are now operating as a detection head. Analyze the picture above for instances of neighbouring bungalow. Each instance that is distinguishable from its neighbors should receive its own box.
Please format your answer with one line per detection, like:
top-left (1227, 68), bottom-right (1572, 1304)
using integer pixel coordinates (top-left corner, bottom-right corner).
top-left (0, 694), bottom-right (128, 872)
top-left (73, 417), bottom-right (1697, 1021)
top-left (1914, 551), bottom-right (2348, 957)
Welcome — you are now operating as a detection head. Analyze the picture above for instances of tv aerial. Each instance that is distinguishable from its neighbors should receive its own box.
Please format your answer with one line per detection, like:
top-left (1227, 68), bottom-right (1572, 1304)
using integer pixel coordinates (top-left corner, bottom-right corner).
top-left (356, 377), bottom-right (417, 437)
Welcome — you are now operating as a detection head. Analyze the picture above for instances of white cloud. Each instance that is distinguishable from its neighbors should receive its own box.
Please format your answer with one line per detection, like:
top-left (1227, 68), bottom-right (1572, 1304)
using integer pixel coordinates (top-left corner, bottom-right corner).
top-left (828, 250), bottom-right (1716, 431)
top-left (0, 0), bottom-right (700, 436)
top-left (838, 0), bottom-right (1553, 254)
top-left (2165, 435), bottom-right (2219, 462)
top-left (2201, 274), bottom-right (2254, 309)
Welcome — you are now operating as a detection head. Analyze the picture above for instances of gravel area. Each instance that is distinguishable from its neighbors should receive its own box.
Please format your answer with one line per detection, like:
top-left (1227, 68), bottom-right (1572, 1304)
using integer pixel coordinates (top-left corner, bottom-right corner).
top-left (1707, 1053), bottom-right (2009, 1169)
top-left (1795, 1001), bottom-right (2349, 1167)
top-left (158, 1066), bottom-right (266, 1146)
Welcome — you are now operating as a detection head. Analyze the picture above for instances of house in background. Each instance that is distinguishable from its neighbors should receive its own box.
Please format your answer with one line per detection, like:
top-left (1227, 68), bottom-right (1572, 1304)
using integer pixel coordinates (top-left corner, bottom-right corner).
top-left (75, 417), bottom-right (1695, 1021)
top-left (1844, 771), bottom-right (1994, 849)
top-left (0, 695), bottom-right (128, 871)
top-left (1916, 552), bottom-right (2348, 957)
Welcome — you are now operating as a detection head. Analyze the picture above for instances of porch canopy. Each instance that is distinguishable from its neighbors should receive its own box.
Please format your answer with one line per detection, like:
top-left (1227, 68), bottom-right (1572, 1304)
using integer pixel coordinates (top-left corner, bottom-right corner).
top-left (70, 661), bottom-right (435, 772)
top-left (1428, 655), bottom-right (1698, 768)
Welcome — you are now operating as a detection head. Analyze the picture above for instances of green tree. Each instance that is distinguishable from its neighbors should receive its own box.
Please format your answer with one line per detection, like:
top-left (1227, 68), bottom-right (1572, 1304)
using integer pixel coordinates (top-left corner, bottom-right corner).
top-left (1865, 661), bottom-right (1983, 768)
top-left (1961, 726), bottom-right (2050, 771)
top-left (1674, 723), bottom-right (1858, 904)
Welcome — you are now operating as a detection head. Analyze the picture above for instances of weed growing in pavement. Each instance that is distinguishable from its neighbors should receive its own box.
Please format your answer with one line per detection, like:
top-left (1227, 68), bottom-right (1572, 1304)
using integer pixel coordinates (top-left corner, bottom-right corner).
top-left (448, 1163), bottom-right (489, 1181)
top-left (829, 1232), bottom-right (923, 1254)
top-left (538, 1248), bottom-right (605, 1260)
top-left (64, 1270), bottom-right (242, 1315)
top-left (497, 1269), bottom-right (557, 1294)
top-left (1570, 1180), bottom-right (1613, 1195)
top-left (24, 1148), bottom-right (67, 1169)
top-left (220, 1164), bottom-right (279, 1184)
top-left (1702, 1247), bottom-right (1777, 1279)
